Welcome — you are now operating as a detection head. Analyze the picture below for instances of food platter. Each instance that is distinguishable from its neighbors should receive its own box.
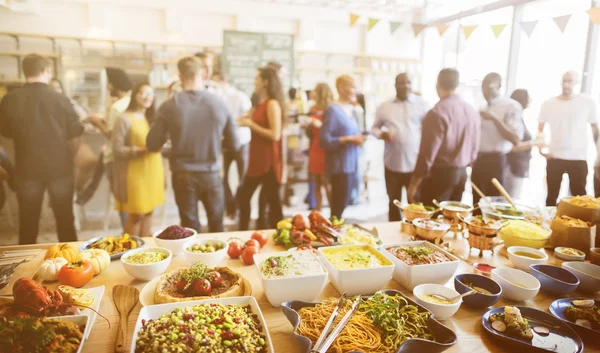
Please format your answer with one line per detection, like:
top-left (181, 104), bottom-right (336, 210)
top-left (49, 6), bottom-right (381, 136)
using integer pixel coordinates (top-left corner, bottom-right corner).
top-left (80, 234), bottom-right (145, 260)
top-left (482, 306), bottom-right (584, 353)
top-left (549, 298), bottom-right (600, 344)
top-left (130, 296), bottom-right (273, 353)
top-left (281, 289), bottom-right (458, 353)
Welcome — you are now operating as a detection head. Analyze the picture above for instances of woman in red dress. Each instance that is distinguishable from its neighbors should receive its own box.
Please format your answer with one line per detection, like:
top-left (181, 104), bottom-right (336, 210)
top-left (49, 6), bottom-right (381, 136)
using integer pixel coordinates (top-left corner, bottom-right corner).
top-left (308, 83), bottom-right (333, 211)
top-left (237, 67), bottom-right (286, 230)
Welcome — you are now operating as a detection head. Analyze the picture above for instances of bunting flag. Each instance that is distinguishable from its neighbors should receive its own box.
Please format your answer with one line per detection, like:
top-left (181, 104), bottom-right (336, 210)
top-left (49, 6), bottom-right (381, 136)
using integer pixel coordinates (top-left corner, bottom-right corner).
top-left (368, 18), bottom-right (379, 31)
top-left (587, 8), bottom-right (600, 25)
top-left (436, 24), bottom-right (449, 37)
top-left (390, 21), bottom-right (403, 34)
top-left (412, 23), bottom-right (426, 37)
top-left (350, 13), bottom-right (360, 27)
top-left (520, 20), bottom-right (538, 38)
top-left (461, 25), bottom-right (477, 40)
top-left (553, 14), bottom-right (571, 33)
top-left (491, 24), bottom-right (507, 38)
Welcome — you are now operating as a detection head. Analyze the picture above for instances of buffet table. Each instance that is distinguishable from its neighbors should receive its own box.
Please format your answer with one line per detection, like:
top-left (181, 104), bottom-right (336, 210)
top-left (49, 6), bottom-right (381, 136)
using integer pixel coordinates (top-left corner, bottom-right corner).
top-left (1, 222), bottom-right (599, 353)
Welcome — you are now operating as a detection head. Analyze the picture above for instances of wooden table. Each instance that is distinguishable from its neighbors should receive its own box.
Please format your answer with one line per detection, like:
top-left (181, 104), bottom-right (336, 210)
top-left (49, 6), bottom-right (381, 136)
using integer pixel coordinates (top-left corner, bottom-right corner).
top-left (1, 222), bottom-right (599, 353)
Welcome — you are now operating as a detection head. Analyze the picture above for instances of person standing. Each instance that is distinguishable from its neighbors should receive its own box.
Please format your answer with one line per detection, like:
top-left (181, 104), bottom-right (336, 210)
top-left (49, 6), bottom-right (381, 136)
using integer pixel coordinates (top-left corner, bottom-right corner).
top-left (471, 73), bottom-right (523, 205)
top-left (307, 83), bottom-right (334, 211)
top-left (147, 57), bottom-right (239, 233)
top-left (408, 68), bottom-right (480, 206)
top-left (539, 71), bottom-right (599, 206)
top-left (112, 83), bottom-right (164, 238)
top-left (0, 54), bottom-right (84, 244)
top-left (505, 89), bottom-right (535, 198)
top-left (212, 72), bottom-right (253, 218)
top-left (237, 67), bottom-right (286, 230)
top-left (372, 73), bottom-right (428, 221)
top-left (320, 75), bottom-right (366, 219)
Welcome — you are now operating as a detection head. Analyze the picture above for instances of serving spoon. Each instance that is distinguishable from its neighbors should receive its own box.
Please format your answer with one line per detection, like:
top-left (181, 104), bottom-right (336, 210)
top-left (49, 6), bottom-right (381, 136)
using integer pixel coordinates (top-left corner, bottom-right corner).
top-left (430, 290), bottom-right (476, 303)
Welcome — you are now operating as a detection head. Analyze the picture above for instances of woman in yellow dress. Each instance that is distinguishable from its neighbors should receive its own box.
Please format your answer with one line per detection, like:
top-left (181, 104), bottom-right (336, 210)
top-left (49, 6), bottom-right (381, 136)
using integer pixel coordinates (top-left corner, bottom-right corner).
top-left (112, 83), bottom-right (164, 237)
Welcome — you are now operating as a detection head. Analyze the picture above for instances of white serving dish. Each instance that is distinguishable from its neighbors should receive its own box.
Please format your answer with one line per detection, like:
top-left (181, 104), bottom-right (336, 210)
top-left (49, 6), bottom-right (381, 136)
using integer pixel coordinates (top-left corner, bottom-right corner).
top-left (318, 245), bottom-right (394, 296)
top-left (129, 296), bottom-right (273, 353)
top-left (152, 227), bottom-right (197, 256)
top-left (491, 268), bottom-right (540, 302)
top-left (46, 315), bottom-right (90, 353)
top-left (554, 247), bottom-right (586, 262)
top-left (121, 247), bottom-right (172, 281)
top-left (507, 246), bottom-right (548, 271)
top-left (182, 238), bottom-right (228, 268)
top-left (413, 284), bottom-right (462, 320)
top-left (382, 241), bottom-right (460, 290)
top-left (253, 250), bottom-right (328, 307)
top-left (562, 261), bottom-right (600, 293)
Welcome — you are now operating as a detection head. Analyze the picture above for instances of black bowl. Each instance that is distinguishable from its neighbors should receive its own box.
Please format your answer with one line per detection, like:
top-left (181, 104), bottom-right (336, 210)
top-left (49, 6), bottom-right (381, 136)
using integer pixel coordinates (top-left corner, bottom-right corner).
top-left (281, 289), bottom-right (457, 353)
top-left (454, 273), bottom-right (502, 309)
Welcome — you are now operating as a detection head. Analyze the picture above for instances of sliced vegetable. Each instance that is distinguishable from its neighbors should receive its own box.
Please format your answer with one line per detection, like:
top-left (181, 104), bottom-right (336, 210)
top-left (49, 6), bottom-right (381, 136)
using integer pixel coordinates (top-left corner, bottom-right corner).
top-left (575, 319), bottom-right (592, 329)
top-left (491, 320), bottom-right (507, 332)
top-left (572, 299), bottom-right (595, 308)
top-left (70, 288), bottom-right (95, 306)
top-left (533, 326), bottom-right (549, 335)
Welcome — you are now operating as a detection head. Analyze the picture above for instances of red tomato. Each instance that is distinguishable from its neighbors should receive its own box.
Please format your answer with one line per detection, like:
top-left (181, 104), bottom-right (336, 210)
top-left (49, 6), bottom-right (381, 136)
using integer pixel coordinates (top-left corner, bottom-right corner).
top-left (245, 239), bottom-right (260, 249)
top-left (227, 241), bottom-right (243, 259)
top-left (251, 231), bottom-right (268, 248)
top-left (192, 278), bottom-right (212, 296)
top-left (206, 271), bottom-right (222, 286)
top-left (58, 261), bottom-right (94, 288)
top-left (241, 246), bottom-right (259, 265)
top-left (176, 279), bottom-right (188, 293)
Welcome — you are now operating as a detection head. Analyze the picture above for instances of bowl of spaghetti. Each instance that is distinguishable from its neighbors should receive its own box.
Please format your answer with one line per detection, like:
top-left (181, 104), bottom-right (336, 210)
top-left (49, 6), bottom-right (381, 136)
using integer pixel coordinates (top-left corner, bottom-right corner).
top-left (281, 290), bottom-right (457, 353)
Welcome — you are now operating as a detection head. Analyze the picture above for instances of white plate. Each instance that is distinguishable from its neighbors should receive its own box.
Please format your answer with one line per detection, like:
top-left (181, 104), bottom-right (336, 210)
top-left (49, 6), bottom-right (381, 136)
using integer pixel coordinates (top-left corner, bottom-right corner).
top-left (27, 315), bottom-right (90, 353)
top-left (139, 274), bottom-right (252, 307)
top-left (130, 296), bottom-right (273, 353)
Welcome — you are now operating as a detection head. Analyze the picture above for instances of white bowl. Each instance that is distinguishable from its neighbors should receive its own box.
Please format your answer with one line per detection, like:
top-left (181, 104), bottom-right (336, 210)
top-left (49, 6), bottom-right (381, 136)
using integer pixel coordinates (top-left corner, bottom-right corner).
top-left (121, 247), bottom-right (172, 281)
top-left (318, 245), bottom-right (394, 296)
top-left (413, 284), bottom-right (462, 320)
top-left (491, 268), bottom-right (540, 301)
top-left (182, 238), bottom-right (228, 268)
top-left (562, 261), bottom-right (600, 293)
top-left (554, 247), bottom-right (586, 262)
top-left (152, 227), bottom-right (197, 256)
top-left (382, 241), bottom-right (460, 290)
top-left (253, 250), bottom-right (328, 307)
top-left (507, 246), bottom-right (548, 271)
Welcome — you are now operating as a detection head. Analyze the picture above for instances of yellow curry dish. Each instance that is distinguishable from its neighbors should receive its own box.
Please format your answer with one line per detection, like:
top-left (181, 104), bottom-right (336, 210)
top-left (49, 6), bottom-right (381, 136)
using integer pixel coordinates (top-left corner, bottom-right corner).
top-left (320, 245), bottom-right (392, 270)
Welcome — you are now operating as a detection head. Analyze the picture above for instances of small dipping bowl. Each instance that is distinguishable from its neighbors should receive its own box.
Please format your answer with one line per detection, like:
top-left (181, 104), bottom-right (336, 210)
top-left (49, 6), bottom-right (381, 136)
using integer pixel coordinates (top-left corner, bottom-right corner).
top-left (473, 262), bottom-right (496, 277)
top-left (529, 264), bottom-right (580, 296)
top-left (454, 273), bottom-right (502, 309)
top-left (507, 246), bottom-right (548, 271)
top-left (554, 247), bottom-right (586, 263)
top-left (590, 248), bottom-right (600, 266)
top-left (413, 283), bottom-right (462, 320)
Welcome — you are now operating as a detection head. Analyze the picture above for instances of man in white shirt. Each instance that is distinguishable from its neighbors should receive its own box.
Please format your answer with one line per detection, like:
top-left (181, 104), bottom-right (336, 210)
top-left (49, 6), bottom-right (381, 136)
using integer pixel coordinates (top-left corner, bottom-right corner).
top-left (472, 72), bottom-right (523, 205)
top-left (539, 71), bottom-right (599, 205)
top-left (213, 72), bottom-right (252, 218)
top-left (372, 73), bottom-right (428, 221)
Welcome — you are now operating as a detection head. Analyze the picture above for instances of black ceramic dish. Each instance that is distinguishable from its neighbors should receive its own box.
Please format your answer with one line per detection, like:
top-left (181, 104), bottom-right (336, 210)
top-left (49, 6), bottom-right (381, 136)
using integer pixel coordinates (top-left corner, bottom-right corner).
top-left (281, 289), bottom-right (457, 353)
top-left (549, 298), bottom-right (600, 346)
top-left (482, 306), bottom-right (584, 353)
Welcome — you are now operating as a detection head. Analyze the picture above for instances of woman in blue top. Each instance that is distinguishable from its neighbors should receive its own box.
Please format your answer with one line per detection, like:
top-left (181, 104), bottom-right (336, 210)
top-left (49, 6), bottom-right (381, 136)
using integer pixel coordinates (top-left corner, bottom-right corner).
top-left (320, 75), bottom-right (366, 219)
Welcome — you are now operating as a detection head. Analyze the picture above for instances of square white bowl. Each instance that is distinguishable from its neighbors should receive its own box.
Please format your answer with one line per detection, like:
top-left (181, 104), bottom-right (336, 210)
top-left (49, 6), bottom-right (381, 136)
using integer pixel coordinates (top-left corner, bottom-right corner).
top-left (50, 315), bottom-right (90, 353)
top-left (130, 296), bottom-right (274, 353)
top-left (253, 250), bottom-right (328, 307)
top-left (382, 241), bottom-right (460, 290)
top-left (318, 245), bottom-right (394, 296)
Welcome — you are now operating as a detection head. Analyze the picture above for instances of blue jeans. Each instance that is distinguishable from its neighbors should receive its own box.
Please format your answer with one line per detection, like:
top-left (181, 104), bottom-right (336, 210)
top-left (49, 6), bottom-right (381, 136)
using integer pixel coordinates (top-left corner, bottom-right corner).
top-left (16, 176), bottom-right (77, 244)
top-left (172, 171), bottom-right (224, 233)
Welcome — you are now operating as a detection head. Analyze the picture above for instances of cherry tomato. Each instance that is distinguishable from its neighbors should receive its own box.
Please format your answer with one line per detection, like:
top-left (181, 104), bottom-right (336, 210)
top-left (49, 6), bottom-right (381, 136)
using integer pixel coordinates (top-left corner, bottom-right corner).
top-left (241, 246), bottom-right (259, 265)
top-left (251, 231), bottom-right (268, 248)
top-left (227, 241), bottom-right (243, 259)
top-left (206, 271), bottom-right (222, 286)
top-left (245, 239), bottom-right (260, 249)
top-left (176, 279), bottom-right (188, 293)
top-left (58, 261), bottom-right (94, 288)
top-left (192, 278), bottom-right (212, 296)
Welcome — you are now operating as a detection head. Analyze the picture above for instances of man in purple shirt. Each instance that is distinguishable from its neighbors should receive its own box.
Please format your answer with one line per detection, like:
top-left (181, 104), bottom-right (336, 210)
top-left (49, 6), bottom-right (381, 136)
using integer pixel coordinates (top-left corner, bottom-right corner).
top-left (408, 68), bottom-right (480, 206)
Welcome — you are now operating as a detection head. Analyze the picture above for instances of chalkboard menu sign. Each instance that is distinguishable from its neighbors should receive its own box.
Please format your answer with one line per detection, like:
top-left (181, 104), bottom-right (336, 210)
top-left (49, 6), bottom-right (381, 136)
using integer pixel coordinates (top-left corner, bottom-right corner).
top-left (222, 30), bottom-right (294, 95)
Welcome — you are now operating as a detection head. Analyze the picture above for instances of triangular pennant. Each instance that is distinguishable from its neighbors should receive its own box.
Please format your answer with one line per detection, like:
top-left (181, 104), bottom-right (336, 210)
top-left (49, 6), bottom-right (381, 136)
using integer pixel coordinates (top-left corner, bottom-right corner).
top-left (461, 25), bottom-right (477, 40)
top-left (390, 21), bottom-right (402, 34)
top-left (350, 13), bottom-right (360, 27)
top-left (491, 24), bottom-right (507, 38)
top-left (412, 24), bottom-right (426, 37)
top-left (553, 14), bottom-right (571, 33)
top-left (521, 20), bottom-right (537, 38)
top-left (587, 8), bottom-right (600, 25)
top-left (436, 24), bottom-right (449, 36)
top-left (368, 18), bottom-right (379, 31)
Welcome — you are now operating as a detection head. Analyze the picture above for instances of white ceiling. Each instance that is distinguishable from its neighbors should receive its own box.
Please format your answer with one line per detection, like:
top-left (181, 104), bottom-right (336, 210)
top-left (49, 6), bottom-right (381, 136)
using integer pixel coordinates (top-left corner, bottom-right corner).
top-left (236, 0), bottom-right (499, 15)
